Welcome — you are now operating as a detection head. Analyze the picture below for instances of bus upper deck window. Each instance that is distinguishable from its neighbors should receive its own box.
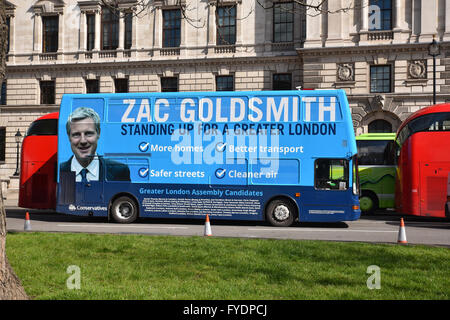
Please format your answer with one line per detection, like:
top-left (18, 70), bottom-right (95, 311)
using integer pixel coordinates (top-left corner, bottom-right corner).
top-left (26, 119), bottom-right (58, 136)
top-left (315, 159), bottom-right (349, 190)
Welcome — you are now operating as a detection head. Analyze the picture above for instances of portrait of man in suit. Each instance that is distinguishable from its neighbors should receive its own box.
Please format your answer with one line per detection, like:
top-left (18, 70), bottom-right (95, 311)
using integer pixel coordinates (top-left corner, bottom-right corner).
top-left (60, 107), bottom-right (130, 182)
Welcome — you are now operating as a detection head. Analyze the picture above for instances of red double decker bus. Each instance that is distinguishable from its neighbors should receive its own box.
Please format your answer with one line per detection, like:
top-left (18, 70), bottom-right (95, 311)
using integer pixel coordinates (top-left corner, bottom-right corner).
top-left (18, 112), bottom-right (59, 209)
top-left (395, 103), bottom-right (450, 218)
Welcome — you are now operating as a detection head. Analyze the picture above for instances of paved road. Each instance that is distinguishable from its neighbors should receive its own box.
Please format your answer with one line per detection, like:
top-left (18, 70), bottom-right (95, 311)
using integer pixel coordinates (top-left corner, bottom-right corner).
top-left (5, 207), bottom-right (450, 246)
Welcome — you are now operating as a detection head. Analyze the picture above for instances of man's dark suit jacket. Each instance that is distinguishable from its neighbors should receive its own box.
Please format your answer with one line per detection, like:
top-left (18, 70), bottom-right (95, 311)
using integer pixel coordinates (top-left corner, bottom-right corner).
top-left (60, 156), bottom-right (131, 182)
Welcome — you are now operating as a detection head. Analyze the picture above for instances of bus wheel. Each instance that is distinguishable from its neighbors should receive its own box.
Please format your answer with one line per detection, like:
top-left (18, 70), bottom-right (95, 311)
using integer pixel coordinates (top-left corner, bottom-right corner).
top-left (359, 192), bottom-right (378, 215)
top-left (266, 199), bottom-right (295, 227)
top-left (110, 196), bottom-right (138, 224)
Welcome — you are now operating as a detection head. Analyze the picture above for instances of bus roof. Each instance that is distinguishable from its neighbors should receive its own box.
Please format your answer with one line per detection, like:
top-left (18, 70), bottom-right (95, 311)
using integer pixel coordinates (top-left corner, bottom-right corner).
top-left (36, 112), bottom-right (59, 121)
top-left (356, 133), bottom-right (396, 140)
top-left (396, 103), bottom-right (450, 135)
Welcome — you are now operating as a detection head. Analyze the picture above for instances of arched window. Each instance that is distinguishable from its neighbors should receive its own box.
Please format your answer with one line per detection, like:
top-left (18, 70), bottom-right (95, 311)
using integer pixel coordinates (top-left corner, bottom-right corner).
top-left (368, 119), bottom-right (392, 133)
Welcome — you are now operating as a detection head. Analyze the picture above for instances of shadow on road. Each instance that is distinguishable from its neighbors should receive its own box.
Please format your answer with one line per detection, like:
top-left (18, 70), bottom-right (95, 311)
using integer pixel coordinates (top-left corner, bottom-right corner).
top-left (6, 207), bottom-right (349, 229)
top-left (9, 207), bottom-right (448, 230)
top-left (360, 210), bottom-right (450, 229)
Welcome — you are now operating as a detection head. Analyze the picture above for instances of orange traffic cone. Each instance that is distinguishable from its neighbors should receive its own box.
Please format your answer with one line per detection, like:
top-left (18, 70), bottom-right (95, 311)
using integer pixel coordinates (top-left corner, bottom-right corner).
top-left (204, 214), bottom-right (212, 237)
top-left (397, 218), bottom-right (407, 244)
top-left (24, 212), bottom-right (31, 231)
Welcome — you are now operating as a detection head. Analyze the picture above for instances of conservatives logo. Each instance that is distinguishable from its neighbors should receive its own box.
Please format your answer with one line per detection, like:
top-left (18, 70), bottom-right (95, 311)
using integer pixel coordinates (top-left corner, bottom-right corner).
top-left (68, 204), bottom-right (107, 211)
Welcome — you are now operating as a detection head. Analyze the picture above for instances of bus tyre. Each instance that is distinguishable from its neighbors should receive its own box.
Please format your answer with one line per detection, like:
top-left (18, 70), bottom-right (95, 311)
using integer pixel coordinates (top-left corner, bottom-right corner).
top-left (266, 199), bottom-right (295, 227)
top-left (110, 196), bottom-right (138, 224)
top-left (359, 192), bottom-right (378, 215)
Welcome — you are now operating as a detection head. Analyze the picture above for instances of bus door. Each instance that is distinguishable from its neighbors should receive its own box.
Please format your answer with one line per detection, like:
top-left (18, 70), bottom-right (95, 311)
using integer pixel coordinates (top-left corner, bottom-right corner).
top-left (420, 161), bottom-right (450, 217)
top-left (313, 159), bottom-right (351, 212)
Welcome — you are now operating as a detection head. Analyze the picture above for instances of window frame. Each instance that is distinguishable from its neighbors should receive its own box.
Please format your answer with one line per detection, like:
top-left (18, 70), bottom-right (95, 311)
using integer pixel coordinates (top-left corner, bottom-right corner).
top-left (86, 79), bottom-right (100, 93)
top-left (273, 1), bottom-right (294, 43)
top-left (101, 7), bottom-right (119, 51)
top-left (42, 15), bottom-right (59, 53)
top-left (161, 77), bottom-right (178, 92)
top-left (0, 127), bottom-right (5, 163)
top-left (162, 9), bottom-right (181, 48)
top-left (86, 13), bottom-right (95, 51)
top-left (356, 139), bottom-right (396, 166)
top-left (397, 112), bottom-right (450, 148)
top-left (124, 13), bottom-right (133, 50)
top-left (314, 158), bottom-right (350, 191)
top-left (114, 78), bottom-right (129, 93)
top-left (370, 65), bottom-right (392, 93)
top-left (40, 80), bottom-right (56, 105)
top-left (216, 75), bottom-right (234, 91)
top-left (369, 0), bottom-right (392, 31)
top-left (273, 73), bottom-right (292, 90)
top-left (6, 16), bottom-right (10, 53)
top-left (368, 119), bottom-right (393, 133)
top-left (216, 5), bottom-right (236, 45)
top-left (1, 81), bottom-right (6, 105)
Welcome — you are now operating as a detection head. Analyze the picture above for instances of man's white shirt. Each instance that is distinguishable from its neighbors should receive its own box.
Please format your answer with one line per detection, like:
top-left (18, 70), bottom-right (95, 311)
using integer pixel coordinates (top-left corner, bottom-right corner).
top-left (71, 155), bottom-right (100, 182)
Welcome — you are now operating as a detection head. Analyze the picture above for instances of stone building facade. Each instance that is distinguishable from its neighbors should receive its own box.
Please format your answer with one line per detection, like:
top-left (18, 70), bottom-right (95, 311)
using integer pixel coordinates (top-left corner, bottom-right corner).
top-left (1, 0), bottom-right (449, 203)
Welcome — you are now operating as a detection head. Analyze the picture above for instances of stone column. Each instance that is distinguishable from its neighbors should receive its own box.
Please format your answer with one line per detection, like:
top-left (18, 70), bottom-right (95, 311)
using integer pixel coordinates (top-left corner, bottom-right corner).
top-left (94, 10), bottom-right (101, 51)
top-left (393, 0), bottom-right (401, 29)
top-left (361, 0), bottom-right (369, 31)
top-left (444, 0), bottom-right (450, 40)
top-left (207, 2), bottom-right (216, 52)
top-left (235, 1), bottom-right (242, 45)
top-left (419, 0), bottom-right (437, 42)
top-left (32, 13), bottom-right (42, 62)
top-left (79, 12), bottom-right (87, 51)
top-left (57, 13), bottom-right (64, 60)
top-left (393, 0), bottom-right (409, 42)
top-left (131, 14), bottom-right (137, 50)
top-left (326, 0), bottom-right (343, 45)
top-left (7, 14), bottom-right (15, 63)
top-left (153, 6), bottom-right (163, 56)
top-left (33, 13), bottom-right (41, 53)
top-left (118, 13), bottom-right (124, 51)
top-left (304, 0), bottom-right (322, 48)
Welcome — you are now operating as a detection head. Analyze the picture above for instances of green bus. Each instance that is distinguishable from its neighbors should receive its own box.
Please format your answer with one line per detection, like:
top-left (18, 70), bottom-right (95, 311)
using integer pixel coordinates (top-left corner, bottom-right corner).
top-left (356, 133), bottom-right (396, 214)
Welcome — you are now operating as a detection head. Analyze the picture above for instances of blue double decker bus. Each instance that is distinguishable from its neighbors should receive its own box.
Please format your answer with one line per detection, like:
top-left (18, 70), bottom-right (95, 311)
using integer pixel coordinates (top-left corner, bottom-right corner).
top-left (56, 90), bottom-right (360, 226)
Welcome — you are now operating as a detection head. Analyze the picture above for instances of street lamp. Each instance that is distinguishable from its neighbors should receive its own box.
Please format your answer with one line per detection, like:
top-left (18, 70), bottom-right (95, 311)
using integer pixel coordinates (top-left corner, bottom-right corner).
top-left (13, 129), bottom-right (22, 176)
top-left (428, 37), bottom-right (441, 105)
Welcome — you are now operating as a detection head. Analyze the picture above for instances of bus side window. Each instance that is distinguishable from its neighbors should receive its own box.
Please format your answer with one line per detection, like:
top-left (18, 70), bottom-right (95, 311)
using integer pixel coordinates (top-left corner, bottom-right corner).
top-left (104, 157), bottom-right (131, 182)
top-left (315, 159), bottom-right (349, 190)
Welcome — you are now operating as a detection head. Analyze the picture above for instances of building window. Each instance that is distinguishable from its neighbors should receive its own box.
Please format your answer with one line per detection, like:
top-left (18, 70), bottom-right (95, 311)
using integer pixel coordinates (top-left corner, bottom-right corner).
top-left (86, 79), bottom-right (99, 93)
top-left (114, 78), bottom-right (128, 93)
top-left (42, 16), bottom-right (59, 53)
top-left (368, 119), bottom-right (393, 133)
top-left (6, 17), bottom-right (10, 53)
top-left (273, 1), bottom-right (294, 43)
top-left (0, 127), bottom-right (5, 162)
top-left (216, 76), bottom-right (234, 91)
top-left (124, 13), bottom-right (132, 50)
top-left (370, 65), bottom-right (392, 93)
top-left (369, 0), bottom-right (392, 31)
top-left (217, 6), bottom-right (236, 45)
top-left (40, 80), bottom-right (55, 105)
top-left (273, 73), bottom-right (292, 90)
top-left (1, 81), bottom-right (6, 105)
top-left (161, 77), bottom-right (178, 92)
top-left (163, 9), bottom-right (181, 47)
top-left (102, 8), bottom-right (119, 50)
top-left (87, 14), bottom-right (95, 51)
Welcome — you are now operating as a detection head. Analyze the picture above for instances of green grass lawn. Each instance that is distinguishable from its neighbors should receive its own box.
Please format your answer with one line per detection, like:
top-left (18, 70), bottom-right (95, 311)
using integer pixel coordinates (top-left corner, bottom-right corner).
top-left (6, 232), bottom-right (450, 300)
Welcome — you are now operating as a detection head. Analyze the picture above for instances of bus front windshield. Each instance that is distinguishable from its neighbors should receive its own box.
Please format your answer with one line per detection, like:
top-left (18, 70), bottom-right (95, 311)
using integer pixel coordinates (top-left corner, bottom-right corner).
top-left (315, 159), bottom-right (349, 190)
